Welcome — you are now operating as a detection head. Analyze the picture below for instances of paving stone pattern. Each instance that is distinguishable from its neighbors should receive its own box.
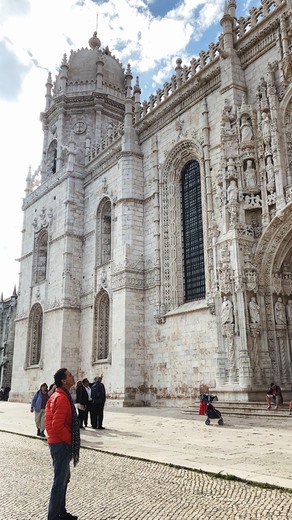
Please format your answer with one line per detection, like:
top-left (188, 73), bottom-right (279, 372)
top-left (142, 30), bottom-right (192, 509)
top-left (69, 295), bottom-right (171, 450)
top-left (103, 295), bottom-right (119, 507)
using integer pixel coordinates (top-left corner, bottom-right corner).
top-left (0, 432), bottom-right (292, 520)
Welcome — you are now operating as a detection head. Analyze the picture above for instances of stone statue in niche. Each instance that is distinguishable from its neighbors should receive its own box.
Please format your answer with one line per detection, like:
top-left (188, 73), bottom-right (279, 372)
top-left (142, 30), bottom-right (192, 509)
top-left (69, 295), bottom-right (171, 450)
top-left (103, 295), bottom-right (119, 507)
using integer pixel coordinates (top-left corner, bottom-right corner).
top-left (215, 183), bottom-right (224, 208)
top-left (240, 115), bottom-right (253, 142)
top-left (274, 297), bottom-right (286, 325)
top-left (221, 296), bottom-right (234, 325)
top-left (227, 180), bottom-right (238, 203)
top-left (244, 159), bottom-right (257, 188)
top-left (221, 99), bottom-right (236, 132)
top-left (261, 112), bottom-right (271, 146)
top-left (286, 300), bottom-right (292, 324)
top-left (249, 296), bottom-right (260, 324)
top-left (266, 156), bottom-right (275, 192)
top-left (226, 157), bottom-right (236, 179)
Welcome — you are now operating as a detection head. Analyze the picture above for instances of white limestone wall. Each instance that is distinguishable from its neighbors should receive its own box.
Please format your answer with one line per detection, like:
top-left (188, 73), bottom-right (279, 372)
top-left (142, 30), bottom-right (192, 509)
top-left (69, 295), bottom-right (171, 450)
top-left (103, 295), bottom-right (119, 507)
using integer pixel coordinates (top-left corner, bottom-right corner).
top-left (11, 174), bottom-right (84, 401)
top-left (144, 301), bottom-right (218, 405)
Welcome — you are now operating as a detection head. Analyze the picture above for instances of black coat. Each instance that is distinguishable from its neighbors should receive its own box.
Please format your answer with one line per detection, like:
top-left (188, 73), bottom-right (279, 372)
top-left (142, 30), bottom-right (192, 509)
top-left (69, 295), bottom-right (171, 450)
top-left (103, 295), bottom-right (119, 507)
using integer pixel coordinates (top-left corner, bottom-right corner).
top-left (76, 385), bottom-right (89, 406)
top-left (91, 381), bottom-right (106, 404)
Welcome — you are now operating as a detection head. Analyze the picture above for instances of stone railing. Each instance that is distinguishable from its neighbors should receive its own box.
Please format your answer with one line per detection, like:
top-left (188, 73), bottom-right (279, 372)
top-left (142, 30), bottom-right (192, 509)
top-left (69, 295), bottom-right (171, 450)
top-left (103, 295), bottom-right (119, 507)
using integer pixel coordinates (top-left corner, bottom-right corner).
top-left (85, 122), bottom-right (124, 164)
top-left (135, 42), bottom-right (221, 122)
top-left (235, 0), bottom-right (284, 41)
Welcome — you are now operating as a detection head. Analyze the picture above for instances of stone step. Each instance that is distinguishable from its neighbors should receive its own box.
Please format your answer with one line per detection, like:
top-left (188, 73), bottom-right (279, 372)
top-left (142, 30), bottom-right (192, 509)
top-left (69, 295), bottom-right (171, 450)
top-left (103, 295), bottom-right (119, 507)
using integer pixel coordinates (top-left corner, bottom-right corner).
top-left (181, 401), bottom-right (291, 419)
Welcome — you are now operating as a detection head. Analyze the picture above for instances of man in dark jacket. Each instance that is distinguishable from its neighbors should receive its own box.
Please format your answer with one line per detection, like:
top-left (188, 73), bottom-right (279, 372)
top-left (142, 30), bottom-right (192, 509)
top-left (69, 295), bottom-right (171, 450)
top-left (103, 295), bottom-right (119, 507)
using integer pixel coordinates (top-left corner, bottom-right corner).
top-left (91, 376), bottom-right (106, 429)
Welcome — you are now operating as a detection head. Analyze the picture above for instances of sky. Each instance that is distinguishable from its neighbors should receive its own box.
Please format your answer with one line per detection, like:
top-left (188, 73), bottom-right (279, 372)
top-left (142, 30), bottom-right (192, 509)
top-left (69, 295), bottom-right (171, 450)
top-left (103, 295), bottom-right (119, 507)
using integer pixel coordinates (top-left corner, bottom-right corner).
top-left (0, 0), bottom-right (260, 299)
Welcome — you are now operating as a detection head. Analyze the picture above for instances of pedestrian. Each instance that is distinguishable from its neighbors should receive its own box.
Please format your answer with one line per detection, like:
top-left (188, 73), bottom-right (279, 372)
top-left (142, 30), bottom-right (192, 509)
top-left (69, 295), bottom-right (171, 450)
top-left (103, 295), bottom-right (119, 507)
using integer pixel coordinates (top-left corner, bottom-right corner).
top-left (75, 379), bottom-right (88, 429)
top-left (266, 383), bottom-right (283, 410)
top-left (91, 375), bottom-right (106, 430)
top-left (82, 378), bottom-right (93, 427)
top-left (30, 382), bottom-right (54, 437)
top-left (3, 386), bottom-right (10, 401)
top-left (45, 368), bottom-right (80, 520)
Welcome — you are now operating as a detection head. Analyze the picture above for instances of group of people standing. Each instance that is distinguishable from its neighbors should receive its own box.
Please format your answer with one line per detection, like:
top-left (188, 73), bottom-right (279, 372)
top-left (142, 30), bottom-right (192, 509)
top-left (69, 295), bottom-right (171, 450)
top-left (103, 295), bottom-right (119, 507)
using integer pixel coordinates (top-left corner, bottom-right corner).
top-left (75, 376), bottom-right (106, 430)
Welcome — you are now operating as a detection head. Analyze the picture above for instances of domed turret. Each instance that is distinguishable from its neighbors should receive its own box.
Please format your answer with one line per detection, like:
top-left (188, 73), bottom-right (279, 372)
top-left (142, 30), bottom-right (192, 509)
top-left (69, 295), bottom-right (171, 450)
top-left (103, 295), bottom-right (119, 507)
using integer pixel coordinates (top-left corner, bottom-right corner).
top-left (53, 32), bottom-right (126, 97)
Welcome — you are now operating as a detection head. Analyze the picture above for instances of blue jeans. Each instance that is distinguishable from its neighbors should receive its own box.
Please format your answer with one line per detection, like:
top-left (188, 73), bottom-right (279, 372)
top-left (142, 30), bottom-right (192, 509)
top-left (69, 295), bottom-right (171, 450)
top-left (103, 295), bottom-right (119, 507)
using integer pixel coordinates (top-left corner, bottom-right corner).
top-left (48, 442), bottom-right (71, 520)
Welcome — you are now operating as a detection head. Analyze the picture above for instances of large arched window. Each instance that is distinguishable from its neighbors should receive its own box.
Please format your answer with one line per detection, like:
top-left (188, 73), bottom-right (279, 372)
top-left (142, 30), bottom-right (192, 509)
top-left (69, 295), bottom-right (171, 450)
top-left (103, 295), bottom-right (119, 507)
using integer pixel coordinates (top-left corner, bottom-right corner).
top-left (27, 303), bottom-right (43, 366)
top-left (181, 160), bottom-right (205, 301)
top-left (35, 230), bottom-right (48, 283)
top-left (96, 198), bottom-right (111, 266)
top-left (93, 290), bottom-right (110, 362)
top-left (161, 141), bottom-right (206, 310)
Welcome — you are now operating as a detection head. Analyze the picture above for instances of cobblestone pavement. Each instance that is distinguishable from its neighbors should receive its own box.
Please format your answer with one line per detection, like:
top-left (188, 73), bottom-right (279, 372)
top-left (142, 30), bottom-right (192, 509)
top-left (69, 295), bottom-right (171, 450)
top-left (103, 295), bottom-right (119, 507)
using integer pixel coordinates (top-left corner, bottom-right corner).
top-left (1, 432), bottom-right (292, 520)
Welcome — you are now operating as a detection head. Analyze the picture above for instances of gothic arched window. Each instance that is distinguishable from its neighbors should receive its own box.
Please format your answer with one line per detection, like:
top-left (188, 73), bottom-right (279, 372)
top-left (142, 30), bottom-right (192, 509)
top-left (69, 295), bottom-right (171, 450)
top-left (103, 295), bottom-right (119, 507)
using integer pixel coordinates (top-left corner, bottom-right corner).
top-left (96, 198), bottom-right (111, 266)
top-left (27, 303), bottom-right (43, 366)
top-left (93, 290), bottom-right (110, 362)
top-left (181, 160), bottom-right (205, 301)
top-left (35, 230), bottom-right (48, 283)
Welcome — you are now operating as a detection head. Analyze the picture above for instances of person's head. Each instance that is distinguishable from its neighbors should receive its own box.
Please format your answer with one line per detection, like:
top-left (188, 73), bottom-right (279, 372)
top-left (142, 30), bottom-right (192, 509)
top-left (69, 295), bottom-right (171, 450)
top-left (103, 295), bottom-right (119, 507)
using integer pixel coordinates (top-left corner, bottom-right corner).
top-left (82, 378), bottom-right (89, 387)
top-left (40, 383), bottom-right (48, 393)
top-left (54, 368), bottom-right (75, 389)
top-left (270, 383), bottom-right (275, 389)
top-left (76, 380), bottom-right (82, 388)
top-left (94, 375), bottom-right (103, 383)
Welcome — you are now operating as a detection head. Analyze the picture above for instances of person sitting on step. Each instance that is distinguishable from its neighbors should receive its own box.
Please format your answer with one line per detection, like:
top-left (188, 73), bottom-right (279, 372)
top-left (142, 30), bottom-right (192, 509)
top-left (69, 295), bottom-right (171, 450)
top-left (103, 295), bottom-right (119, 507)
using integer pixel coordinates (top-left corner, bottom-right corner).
top-left (266, 383), bottom-right (283, 410)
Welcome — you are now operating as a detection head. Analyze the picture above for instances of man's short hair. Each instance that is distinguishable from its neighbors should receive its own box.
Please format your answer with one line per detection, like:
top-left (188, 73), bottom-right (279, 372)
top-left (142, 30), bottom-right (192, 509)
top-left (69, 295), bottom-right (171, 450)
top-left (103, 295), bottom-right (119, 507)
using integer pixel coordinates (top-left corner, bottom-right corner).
top-left (54, 368), bottom-right (68, 388)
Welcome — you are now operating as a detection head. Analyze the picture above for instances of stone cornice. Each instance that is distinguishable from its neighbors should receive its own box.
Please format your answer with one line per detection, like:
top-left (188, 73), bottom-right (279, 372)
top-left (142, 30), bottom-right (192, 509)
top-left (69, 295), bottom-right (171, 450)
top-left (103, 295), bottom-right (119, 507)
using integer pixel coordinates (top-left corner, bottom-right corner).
top-left (22, 169), bottom-right (84, 210)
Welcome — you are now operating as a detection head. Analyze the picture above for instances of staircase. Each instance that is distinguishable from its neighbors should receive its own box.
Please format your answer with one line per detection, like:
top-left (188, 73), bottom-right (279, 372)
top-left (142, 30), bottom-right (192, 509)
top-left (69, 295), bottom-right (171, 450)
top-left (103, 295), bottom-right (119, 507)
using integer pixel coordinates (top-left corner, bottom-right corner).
top-left (181, 401), bottom-right (291, 419)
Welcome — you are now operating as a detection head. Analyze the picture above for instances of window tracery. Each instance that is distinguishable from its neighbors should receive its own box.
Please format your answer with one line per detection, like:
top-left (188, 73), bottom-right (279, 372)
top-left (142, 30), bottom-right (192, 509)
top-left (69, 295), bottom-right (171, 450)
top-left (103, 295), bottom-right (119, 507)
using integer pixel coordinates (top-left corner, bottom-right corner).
top-left (161, 141), bottom-right (206, 310)
top-left (96, 198), bottom-right (111, 265)
top-left (93, 290), bottom-right (110, 362)
top-left (26, 303), bottom-right (43, 366)
top-left (34, 230), bottom-right (48, 283)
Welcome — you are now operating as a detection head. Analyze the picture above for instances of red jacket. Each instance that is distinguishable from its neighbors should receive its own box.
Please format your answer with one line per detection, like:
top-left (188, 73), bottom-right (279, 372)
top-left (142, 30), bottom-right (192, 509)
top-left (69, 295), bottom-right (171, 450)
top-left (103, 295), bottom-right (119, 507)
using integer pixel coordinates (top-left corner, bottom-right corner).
top-left (45, 387), bottom-right (72, 445)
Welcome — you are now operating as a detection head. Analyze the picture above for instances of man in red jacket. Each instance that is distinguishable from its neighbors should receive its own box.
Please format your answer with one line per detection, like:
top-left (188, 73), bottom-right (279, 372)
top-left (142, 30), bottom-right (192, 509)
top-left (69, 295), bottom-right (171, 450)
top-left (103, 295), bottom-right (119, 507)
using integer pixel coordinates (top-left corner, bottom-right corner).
top-left (45, 368), bottom-right (80, 520)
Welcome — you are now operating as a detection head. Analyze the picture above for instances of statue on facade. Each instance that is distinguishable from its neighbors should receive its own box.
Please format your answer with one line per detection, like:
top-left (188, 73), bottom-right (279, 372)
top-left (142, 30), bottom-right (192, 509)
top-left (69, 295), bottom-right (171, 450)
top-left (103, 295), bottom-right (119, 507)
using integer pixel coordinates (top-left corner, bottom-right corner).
top-left (221, 296), bottom-right (234, 325)
top-left (244, 159), bottom-right (257, 188)
top-left (215, 183), bottom-right (224, 208)
top-left (221, 99), bottom-right (236, 132)
top-left (266, 156), bottom-right (275, 191)
top-left (249, 296), bottom-right (260, 324)
top-left (274, 297), bottom-right (286, 325)
top-left (240, 115), bottom-right (253, 142)
top-left (286, 300), bottom-right (292, 324)
top-left (226, 157), bottom-right (236, 179)
top-left (261, 112), bottom-right (271, 146)
top-left (227, 180), bottom-right (238, 203)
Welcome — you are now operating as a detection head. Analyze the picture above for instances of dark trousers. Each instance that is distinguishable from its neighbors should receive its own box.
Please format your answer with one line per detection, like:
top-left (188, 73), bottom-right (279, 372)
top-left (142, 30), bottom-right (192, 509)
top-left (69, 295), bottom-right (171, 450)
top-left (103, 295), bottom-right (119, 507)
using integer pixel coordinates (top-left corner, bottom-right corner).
top-left (84, 401), bottom-right (93, 427)
top-left (48, 442), bottom-right (71, 520)
top-left (78, 408), bottom-right (85, 428)
top-left (92, 402), bottom-right (105, 429)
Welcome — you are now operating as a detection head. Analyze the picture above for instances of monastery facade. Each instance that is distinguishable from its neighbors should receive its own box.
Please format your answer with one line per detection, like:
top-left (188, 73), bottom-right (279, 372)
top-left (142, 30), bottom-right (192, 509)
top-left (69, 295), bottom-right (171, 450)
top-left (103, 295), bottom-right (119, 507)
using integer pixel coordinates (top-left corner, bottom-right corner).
top-left (10, 0), bottom-right (292, 404)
